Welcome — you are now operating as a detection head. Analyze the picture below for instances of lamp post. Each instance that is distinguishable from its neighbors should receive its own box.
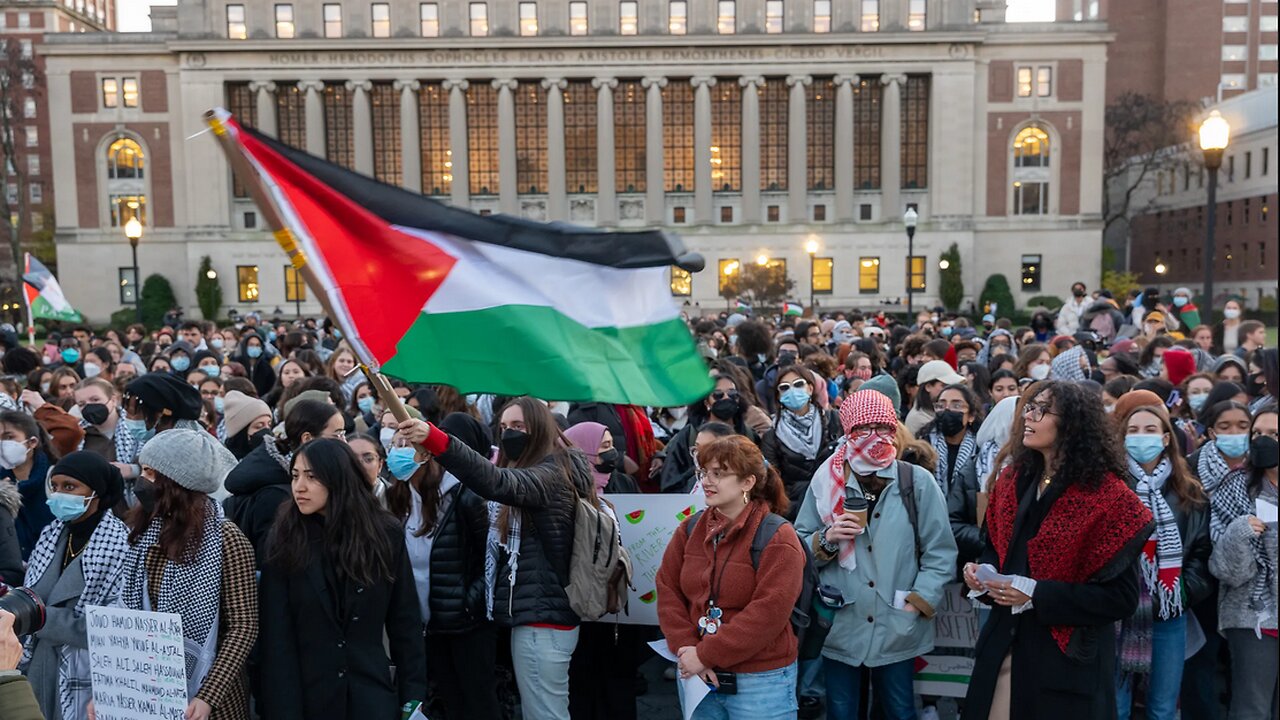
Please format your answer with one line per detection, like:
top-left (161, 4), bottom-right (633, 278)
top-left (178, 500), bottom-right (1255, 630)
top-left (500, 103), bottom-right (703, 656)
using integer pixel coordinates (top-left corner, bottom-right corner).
top-left (903, 208), bottom-right (918, 318)
top-left (124, 211), bottom-right (143, 324)
top-left (1198, 109), bottom-right (1230, 326)
top-left (805, 237), bottom-right (819, 315)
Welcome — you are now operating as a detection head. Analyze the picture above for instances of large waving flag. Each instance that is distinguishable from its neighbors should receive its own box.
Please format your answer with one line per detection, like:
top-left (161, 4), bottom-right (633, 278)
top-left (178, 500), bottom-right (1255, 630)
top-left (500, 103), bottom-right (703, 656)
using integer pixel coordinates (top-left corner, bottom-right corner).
top-left (23, 253), bottom-right (83, 323)
top-left (207, 109), bottom-right (712, 407)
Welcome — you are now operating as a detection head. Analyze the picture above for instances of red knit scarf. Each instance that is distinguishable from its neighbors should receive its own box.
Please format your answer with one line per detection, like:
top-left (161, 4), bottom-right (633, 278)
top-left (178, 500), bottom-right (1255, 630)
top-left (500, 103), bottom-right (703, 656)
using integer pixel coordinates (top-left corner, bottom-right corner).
top-left (986, 466), bottom-right (1153, 653)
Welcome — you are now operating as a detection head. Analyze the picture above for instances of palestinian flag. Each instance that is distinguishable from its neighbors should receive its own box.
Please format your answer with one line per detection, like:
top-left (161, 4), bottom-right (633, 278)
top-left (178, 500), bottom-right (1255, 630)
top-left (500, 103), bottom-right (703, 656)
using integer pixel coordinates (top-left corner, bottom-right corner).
top-left (782, 302), bottom-right (804, 317)
top-left (734, 299), bottom-right (751, 314)
top-left (23, 254), bottom-right (83, 323)
top-left (207, 109), bottom-right (712, 407)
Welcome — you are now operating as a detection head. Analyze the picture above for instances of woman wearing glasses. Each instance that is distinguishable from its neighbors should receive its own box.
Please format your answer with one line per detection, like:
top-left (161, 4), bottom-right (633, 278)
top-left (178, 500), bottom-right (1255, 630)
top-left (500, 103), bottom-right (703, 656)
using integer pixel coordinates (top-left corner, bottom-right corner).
top-left (963, 381), bottom-right (1154, 720)
top-left (762, 365), bottom-right (842, 521)
top-left (660, 374), bottom-right (758, 493)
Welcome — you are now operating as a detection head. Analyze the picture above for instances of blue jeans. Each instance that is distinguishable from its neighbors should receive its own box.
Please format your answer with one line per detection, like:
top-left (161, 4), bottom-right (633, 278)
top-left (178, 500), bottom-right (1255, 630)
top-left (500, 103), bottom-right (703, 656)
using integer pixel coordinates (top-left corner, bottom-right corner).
top-left (677, 661), bottom-right (799, 720)
top-left (510, 625), bottom-right (579, 720)
top-left (798, 657), bottom-right (825, 699)
top-left (1116, 613), bottom-right (1186, 720)
top-left (823, 657), bottom-right (916, 720)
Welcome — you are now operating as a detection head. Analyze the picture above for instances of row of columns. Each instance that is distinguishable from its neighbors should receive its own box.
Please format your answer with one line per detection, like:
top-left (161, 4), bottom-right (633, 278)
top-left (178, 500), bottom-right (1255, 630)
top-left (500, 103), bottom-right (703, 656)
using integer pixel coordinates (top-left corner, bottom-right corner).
top-left (246, 73), bottom-right (910, 225)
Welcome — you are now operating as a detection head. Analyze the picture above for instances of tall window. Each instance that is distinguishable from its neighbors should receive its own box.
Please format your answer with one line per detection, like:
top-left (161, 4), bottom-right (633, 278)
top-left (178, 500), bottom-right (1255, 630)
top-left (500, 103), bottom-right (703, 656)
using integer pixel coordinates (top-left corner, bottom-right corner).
top-left (564, 81), bottom-right (597, 193)
top-left (274, 4), bottom-right (294, 38)
top-left (1016, 67), bottom-right (1033, 97)
top-left (1012, 125), bottom-right (1050, 215)
top-left (515, 83), bottom-right (547, 194)
top-left (109, 196), bottom-right (146, 227)
top-left (226, 4), bottom-right (247, 39)
top-left (1020, 255), bottom-right (1042, 291)
top-left (901, 75), bottom-right (929, 188)
top-left (119, 268), bottom-right (137, 304)
top-left (718, 259), bottom-right (741, 295)
top-left (519, 2), bottom-right (538, 36)
top-left (717, 1), bottom-right (735, 33)
top-left (860, 0), bottom-right (878, 31)
top-left (765, 1), bottom-right (783, 33)
top-left (420, 3), bottom-right (439, 36)
top-left (619, 1), bottom-right (637, 34)
top-left (812, 257), bottom-right (833, 294)
top-left (670, 267), bottom-right (693, 296)
top-left (807, 79), bottom-right (834, 190)
top-left (907, 256), bottom-right (926, 290)
top-left (419, 82), bottom-right (451, 196)
top-left (853, 78), bottom-right (881, 189)
top-left (276, 83), bottom-right (307, 151)
top-left (858, 257), bottom-right (880, 293)
top-left (711, 82), bottom-right (741, 192)
top-left (467, 84), bottom-right (499, 195)
top-left (371, 83), bottom-right (401, 186)
top-left (570, 1), bottom-right (589, 35)
top-left (323, 83), bottom-right (354, 170)
top-left (760, 80), bottom-right (788, 191)
top-left (663, 82), bottom-right (695, 192)
top-left (615, 80), bottom-right (646, 193)
top-left (107, 138), bottom-right (144, 179)
top-left (907, 0), bottom-right (926, 30)
top-left (470, 2), bottom-right (488, 36)
top-left (225, 82), bottom-right (256, 196)
top-left (284, 266), bottom-right (306, 302)
top-left (1036, 67), bottom-right (1052, 97)
top-left (102, 78), bottom-right (118, 108)
top-left (237, 265), bottom-right (260, 303)
top-left (370, 3), bottom-right (390, 37)
top-left (813, 0), bottom-right (830, 32)
top-left (323, 3), bottom-right (342, 36)
top-left (121, 78), bottom-right (139, 108)
top-left (669, 1), bottom-right (687, 34)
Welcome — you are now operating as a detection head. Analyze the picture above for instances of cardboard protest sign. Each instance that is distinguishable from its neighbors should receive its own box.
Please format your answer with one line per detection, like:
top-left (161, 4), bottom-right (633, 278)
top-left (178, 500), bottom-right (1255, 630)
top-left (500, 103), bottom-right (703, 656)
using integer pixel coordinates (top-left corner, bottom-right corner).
top-left (87, 606), bottom-right (187, 720)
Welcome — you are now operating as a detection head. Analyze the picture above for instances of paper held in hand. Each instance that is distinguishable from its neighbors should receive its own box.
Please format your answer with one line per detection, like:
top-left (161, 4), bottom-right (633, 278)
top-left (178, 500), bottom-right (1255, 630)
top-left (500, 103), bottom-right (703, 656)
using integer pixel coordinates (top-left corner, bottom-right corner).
top-left (1257, 497), bottom-right (1278, 525)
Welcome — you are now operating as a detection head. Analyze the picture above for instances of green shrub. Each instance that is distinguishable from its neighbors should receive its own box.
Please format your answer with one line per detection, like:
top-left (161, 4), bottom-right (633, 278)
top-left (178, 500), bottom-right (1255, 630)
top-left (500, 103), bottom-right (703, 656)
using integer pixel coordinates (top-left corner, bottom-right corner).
top-left (1026, 295), bottom-right (1064, 311)
top-left (979, 274), bottom-right (1017, 319)
top-left (195, 256), bottom-right (223, 321)
top-left (939, 243), bottom-right (963, 312)
top-left (139, 274), bottom-right (177, 328)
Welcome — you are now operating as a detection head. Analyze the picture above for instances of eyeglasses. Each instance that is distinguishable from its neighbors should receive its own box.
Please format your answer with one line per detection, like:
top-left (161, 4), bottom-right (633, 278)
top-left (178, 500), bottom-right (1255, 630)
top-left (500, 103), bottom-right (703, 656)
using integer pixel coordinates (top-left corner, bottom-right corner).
top-left (1022, 402), bottom-right (1056, 422)
top-left (933, 401), bottom-right (970, 413)
top-left (710, 390), bottom-right (740, 401)
top-left (777, 379), bottom-right (809, 394)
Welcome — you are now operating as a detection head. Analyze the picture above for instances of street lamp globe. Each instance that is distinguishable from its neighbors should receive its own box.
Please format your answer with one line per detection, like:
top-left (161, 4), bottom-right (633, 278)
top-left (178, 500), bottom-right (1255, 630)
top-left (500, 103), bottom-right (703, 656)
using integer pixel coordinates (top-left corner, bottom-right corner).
top-left (124, 216), bottom-right (143, 243)
top-left (805, 238), bottom-right (819, 255)
top-left (1199, 110), bottom-right (1230, 153)
top-left (903, 207), bottom-right (918, 230)
top-left (756, 254), bottom-right (769, 266)
top-left (939, 259), bottom-right (950, 270)
top-left (1154, 260), bottom-right (1167, 275)
top-left (206, 269), bottom-right (218, 280)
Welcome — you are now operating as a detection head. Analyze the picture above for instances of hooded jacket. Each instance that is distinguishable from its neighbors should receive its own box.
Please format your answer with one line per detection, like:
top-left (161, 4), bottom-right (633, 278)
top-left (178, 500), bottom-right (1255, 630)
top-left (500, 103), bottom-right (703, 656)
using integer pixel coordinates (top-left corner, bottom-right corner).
top-left (0, 479), bottom-right (22, 585)
top-left (231, 338), bottom-right (278, 398)
top-left (223, 441), bottom-right (291, 563)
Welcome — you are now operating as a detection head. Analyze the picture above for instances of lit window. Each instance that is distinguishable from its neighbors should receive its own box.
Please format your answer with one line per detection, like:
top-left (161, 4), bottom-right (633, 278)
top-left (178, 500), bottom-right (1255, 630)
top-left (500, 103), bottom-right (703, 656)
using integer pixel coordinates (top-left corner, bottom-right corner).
top-left (274, 4), bottom-right (294, 38)
top-left (237, 265), bottom-right (260, 303)
top-left (519, 2), bottom-right (538, 36)
top-left (1223, 16), bottom-right (1249, 32)
top-left (718, 258), bottom-right (740, 294)
top-left (618, 1), bottom-right (636, 35)
top-left (323, 3), bottom-right (342, 37)
top-left (420, 3), bottom-right (439, 36)
top-left (122, 77), bottom-right (139, 108)
top-left (23, 97), bottom-right (35, 119)
top-left (813, 0), bottom-right (830, 32)
top-left (470, 2), bottom-right (488, 36)
top-left (669, 1), bottom-right (687, 34)
top-left (717, 1), bottom-right (735, 33)
top-left (284, 266), bottom-right (306, 302)
top-left (1017, 67), bottom-right (1035, 97)
top-left (907, 256), bottom-right (926, 291)
top-left (1012, 126), bottom-right (1050, 214)
top-left (860, 0), bottom-right (878, 31)
top-left (102, 78), bottom-right (119, 108)
top-left (858, 257), bottom-right (880, 294)
top-left (1020, 255), bottom-right (1042, 291)
top-left (107, 138), bottom-right (145, 179)
top-left (119, 268), bottom-right (137, 304)
top-left (226, 4), bottom-right (247, 39)
top-left (908, 0), bottom-right (926, 30)
top-left (109, 195), bottom-right (146, 228)
top-left (812, 257), bottom-right (833, 294)
top-left (1036, 67), bottom-right (1052, 97)
top-left (1223, 45), bottom-right (1247, 61)
top-left (370, 3), bottom-right (390, 37)
top-left (1221, 73), bottom-right (1246, 89)
top-left (765, 0), bottom-right (783, 33)
top-left (570, 1), bottom-right (589, 35)
top-left (670, 267), bottom-right (692, 296)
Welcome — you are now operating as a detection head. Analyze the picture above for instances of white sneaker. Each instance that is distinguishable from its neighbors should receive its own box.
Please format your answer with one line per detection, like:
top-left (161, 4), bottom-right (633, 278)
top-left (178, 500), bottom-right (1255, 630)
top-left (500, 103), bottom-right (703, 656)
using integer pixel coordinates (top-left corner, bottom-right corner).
top-left (920, 706), bottom-right (941, 720)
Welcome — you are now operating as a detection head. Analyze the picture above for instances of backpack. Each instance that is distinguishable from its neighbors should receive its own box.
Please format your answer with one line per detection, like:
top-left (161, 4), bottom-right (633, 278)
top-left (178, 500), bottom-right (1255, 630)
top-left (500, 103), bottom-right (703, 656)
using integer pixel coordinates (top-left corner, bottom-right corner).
top-left (896, 461), bottom-right (923, 560)
top-left (565, 493), bottom-right (634, 622)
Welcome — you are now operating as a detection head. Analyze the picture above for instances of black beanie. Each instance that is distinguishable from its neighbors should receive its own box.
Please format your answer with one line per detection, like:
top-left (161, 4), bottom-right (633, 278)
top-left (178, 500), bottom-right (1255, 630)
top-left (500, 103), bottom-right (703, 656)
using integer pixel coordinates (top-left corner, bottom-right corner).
top-left (50, 451), bottom-right (125, 510)
top-left (125, 372), bottom-right (204, 421)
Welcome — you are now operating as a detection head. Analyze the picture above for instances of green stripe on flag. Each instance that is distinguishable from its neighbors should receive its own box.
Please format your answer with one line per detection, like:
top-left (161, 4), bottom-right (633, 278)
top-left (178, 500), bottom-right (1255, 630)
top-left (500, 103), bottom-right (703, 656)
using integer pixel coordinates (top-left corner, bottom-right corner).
top-left (380, 307), bottom-right (713, 407)
top-left (913, 673), bottom-right (971, 684)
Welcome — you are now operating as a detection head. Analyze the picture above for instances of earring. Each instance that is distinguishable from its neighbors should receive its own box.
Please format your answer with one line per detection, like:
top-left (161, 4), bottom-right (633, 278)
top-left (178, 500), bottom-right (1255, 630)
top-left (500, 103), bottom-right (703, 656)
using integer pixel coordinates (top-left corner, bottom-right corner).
top-left (742, 490), bottom-right (750, 505)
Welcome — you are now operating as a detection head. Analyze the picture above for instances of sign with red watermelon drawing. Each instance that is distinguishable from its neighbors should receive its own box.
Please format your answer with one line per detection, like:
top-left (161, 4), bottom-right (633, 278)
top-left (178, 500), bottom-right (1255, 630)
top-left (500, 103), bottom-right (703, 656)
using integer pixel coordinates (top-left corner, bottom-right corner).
top-left (602, 493), bottom-right (705, 626)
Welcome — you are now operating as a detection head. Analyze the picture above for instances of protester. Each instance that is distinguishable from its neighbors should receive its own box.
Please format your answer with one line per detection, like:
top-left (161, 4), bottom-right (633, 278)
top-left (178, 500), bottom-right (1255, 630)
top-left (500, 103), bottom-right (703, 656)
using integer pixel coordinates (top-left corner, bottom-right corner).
top-left (115, 372), bottom-right (206, 483)
top-left (346, 432), bottom-right (389, 506)
top-left (258, 438), bottom-right (427, 720)
top-left (905, 360), bottom-right (964, 436)
top-left (230, 334), bottom-right (276, 399)
top-left (761, 365), bottom-right (841, 520)
top-left (1056, 282), bottom-right (1090, 336)
top-left (1, 411), bottom-right (59, 560)
top-left (71, 379), bottom-right (119, 462)
top-left (921, 384), bottom-right (981, 495)
top-left (0, 475), bottom-right (19, 585)
top-left (1012, 344), bottom-right (1052, 382)
top-left (662, 374), bottom-right (757, 492)
top-left (220, 391), bottom-right (272, 461)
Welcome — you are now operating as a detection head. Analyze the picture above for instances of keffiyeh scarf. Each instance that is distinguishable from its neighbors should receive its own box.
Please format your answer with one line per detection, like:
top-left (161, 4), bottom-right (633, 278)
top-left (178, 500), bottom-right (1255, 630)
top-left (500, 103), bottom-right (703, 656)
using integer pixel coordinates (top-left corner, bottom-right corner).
top-left (930, 430), bottom-right (977, 492)
top-left (114, 418), bottom-right (203, 465)
top-left (484, 502), bottom-right (522, 621)
top-left (1210, 469), bottom-right (1276, 632)
top-left (1128, 456), bottom-right (1184, 620)
top-left (1197, 446), bottom-right (1237, 500)
top-left (775, 407), bottom-right (823, 460)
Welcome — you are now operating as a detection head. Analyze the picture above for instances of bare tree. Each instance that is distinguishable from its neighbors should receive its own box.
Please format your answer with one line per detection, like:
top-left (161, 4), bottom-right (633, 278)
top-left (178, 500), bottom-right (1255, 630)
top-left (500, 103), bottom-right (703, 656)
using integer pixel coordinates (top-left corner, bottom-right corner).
top-left (1102, 92), bottom-right (1200, 236)
top-left (0, 36), bottom-right (40, 287)
top-left (719, 261), bottom-right (796, 310)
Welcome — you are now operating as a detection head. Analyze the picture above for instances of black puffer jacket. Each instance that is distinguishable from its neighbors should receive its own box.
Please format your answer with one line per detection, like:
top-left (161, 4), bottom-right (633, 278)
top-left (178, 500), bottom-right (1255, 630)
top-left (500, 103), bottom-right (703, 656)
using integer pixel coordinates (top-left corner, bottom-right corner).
top-left (223, 441), bottom-right (291, 564)
top-left (760, 408), bottom-right (842, 520)
top-left (946, 456), bottom-right (985, 576)
top-left (433, 436), bottom-right (590, 628)
top-left (1164, 486), bottom-right (1214, 608)
top-left (426, 482), bottom-right (489, 633)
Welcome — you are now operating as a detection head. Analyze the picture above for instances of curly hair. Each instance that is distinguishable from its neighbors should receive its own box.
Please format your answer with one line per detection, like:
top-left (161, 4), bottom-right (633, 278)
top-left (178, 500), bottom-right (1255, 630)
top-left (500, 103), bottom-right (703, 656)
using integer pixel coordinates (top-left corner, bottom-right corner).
top-left (1005, 380), bottom-right (1126, 491)
top-left (734, 320), bottom-right (772, 360)
top-left (920, 383), bottom-right (985, 439)
top-left (1138, 336), bottom-right (1175, 369)
top-left (695, 435), bottom-right (789, 516)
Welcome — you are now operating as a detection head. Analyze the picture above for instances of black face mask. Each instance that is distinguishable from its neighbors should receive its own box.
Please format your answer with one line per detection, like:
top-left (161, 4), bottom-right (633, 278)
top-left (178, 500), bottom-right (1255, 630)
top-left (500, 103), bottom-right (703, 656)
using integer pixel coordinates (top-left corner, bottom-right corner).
top-left (226, 426), bottom-right (269, 461)
top-left (501, 428), bottom-right (529, 462)
top-left (710, 398), bottom-right (738, 420)
top-left (1247, 373), bottom-right (1267, 398)
top-left (594, 448), bottom-right (620, 474)
top-left (132, 477), bottom-right (157, 515)
top-left (1072, 288), bottom-right (1086, 298)
top-left (80, 403), bottom-right (111, 427)
top-left (1249, 436), bottom-right (1279, 470)
top-left (777, 351), bottom-right (797, 367)
top-left (935, 410), bottom-right (967, 438)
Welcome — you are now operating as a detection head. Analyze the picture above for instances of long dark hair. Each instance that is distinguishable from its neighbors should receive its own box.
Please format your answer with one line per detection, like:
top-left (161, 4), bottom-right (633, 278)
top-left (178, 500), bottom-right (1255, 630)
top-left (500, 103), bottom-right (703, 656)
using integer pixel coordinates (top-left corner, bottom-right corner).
top-left (267, 439), bottom-right (398, 586)
top-left (1005, 380), bottom-right (1126, 491)
top-left (386, 456), bottom-right (443, 539)
top-left (278, 399), bottom-right (340, 452)
top-left (1244, 403), bottom-right (1278, 494)
top-left (1119, 404), bottom-right (1206, 507)
top-left (920, 383), bottom-right (984, 439)
top-left (127, 473), bottom-right (210, 563)
top-left (494, 397), bottom-right (593, 535)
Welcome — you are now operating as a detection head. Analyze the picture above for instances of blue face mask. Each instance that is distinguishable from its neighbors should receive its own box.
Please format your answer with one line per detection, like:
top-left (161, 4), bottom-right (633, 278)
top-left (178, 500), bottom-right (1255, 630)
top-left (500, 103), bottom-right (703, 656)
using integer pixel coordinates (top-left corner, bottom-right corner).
top-left (121, 417), bottom-right (154, 445)
top-left (1214, 433), bottom-right (1249, 458)
top-left (357, 396), bottom-right (375, 414)
top-left (46, 491), bottom-right (94, 523)
top-left (247, 345), bottom-right (263, 359)
top-left (200, 364), bottom-right (221, 378)
top-left (1173, 296), bottom-right (1188, 307)
top-left (214, 396), bottom-right (225, 414)
top-left (941, 327), bottom-right (953, 337)
top-left (780, 388), bottom-right (810, 412)
top-left (171, 356), bottom-right (191, 372)
top-left (333, 329), bottom-right (343, 340)
top-left (1125, 434), bottom-right (1166, 464)
top-left (386, 446), bottom-right (422, 481)
top-left (1188, 393), bottom-right (1209, 412)
top-left (267, 331), bottom-right (278, 343)
top-left (61, 348), bottom-right (81, 364)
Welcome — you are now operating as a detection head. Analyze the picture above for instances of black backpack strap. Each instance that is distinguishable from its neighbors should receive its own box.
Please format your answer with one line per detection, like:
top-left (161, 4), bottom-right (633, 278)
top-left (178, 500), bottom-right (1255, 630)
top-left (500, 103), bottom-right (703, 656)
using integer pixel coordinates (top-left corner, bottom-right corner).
top-left (683, 510), bottom-right (705, 538)
top-left (897, 461), bottom-right (923, 561)
top-left (749, 513), bottom-right (787, 571)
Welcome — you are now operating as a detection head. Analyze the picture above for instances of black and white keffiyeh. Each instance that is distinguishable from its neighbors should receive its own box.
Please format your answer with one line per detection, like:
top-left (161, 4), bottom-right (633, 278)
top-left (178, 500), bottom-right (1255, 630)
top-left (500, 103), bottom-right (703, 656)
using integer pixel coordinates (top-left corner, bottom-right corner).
top-left (930, 430), bottom-right (977, 492)
top-left (1128, 455), bottom-right (1184, 620)
top-left (114, 418), bottom-right (204, 465)
top-left (1198, 446), bottom-right (1236, 500)
top-left (1210, 468), bottom-right (1276, 630)
top-left (774, 406), bottom-right (823, 460)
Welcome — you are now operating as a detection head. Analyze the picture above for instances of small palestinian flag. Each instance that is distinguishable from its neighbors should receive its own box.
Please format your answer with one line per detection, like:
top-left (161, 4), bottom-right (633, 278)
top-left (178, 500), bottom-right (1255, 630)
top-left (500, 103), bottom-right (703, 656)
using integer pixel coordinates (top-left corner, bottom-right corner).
top-left (782, 302), bottom-right (804, 317)
top-left (735, 299), bottom-right (751, 314)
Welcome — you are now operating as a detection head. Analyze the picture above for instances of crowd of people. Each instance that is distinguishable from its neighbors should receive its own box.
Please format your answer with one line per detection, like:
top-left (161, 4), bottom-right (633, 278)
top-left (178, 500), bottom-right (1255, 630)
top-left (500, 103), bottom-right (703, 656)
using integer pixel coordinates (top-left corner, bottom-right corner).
top-left (0, 284), bottom-right (1273, 720)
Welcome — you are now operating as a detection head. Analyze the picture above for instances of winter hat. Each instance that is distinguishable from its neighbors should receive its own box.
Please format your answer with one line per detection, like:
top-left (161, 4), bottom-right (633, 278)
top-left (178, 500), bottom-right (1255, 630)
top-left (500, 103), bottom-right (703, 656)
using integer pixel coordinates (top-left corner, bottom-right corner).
top-left (439, 411), bottom-right (491, 457)
top-left (860, 374), bottom-right (901, 411)
top-left (917, 359), bottom-right (965, 387)
top-left (125, 372), bottom-right (204, 421)
top-left (51, 451), bottom-right (124, 511)
top-left (1163, 348), bottom-right (1196, 387)
top-left (1113, 390), bottom-right (1164, 425)
top-left (838, 389), bottom-right (898, 435)
top-left (223, 390), bottom-right (271, 438)
top-left (139, 428), bottom-right (238, 494)
top-left (282, 389), bottom-right (333, 420)
top-left (1110, 338), bottom-right (1137, 356)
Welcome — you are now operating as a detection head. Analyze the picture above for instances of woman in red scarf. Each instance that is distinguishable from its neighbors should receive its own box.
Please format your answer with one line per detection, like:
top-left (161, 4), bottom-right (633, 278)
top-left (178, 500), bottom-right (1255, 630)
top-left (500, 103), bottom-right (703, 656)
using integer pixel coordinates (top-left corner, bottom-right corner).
top-left (962, 381), bottom-right (1154, 720)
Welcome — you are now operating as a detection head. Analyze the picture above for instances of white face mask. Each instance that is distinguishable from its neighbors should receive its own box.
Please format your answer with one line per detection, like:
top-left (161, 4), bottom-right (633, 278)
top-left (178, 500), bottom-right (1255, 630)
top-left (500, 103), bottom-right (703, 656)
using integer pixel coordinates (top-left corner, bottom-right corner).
top-left (1029, 363), bottom-right (1051, 381)
top-left (379, 427), bottom-right (396, 450)
top-left (1223, 308), bottom-right (1241, 320)
top-left (0, 439), bottom-right (30, 469)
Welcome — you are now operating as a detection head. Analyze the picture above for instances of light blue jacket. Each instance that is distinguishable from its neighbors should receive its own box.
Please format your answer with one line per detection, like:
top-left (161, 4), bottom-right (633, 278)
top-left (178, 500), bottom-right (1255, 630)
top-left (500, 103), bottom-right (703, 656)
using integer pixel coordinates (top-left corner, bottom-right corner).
top-left (795, 457), bottom-right (957, 668)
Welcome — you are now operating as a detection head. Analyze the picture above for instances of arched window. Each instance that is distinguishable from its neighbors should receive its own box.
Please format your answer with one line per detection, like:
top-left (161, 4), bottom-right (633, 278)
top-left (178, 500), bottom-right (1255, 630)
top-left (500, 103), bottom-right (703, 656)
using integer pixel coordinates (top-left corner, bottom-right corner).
top-left (1013, 126), bottom-right (1050, 168)
top-left (1011, 125), bottom-right (1051, 215)
top-left (107, 138), bottom-right (144, 180)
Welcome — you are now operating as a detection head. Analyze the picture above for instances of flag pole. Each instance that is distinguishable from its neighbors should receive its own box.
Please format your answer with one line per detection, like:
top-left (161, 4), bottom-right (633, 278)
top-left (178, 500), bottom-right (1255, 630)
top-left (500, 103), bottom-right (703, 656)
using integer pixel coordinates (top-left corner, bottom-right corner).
top-left (203, 109), bottom-right (411, 424)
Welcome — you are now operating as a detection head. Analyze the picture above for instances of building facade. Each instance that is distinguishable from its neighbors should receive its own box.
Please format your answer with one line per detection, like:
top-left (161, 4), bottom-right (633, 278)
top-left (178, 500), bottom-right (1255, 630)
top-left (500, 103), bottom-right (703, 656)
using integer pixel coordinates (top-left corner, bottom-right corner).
top-left (44, 0), bottom-right (1109, 322)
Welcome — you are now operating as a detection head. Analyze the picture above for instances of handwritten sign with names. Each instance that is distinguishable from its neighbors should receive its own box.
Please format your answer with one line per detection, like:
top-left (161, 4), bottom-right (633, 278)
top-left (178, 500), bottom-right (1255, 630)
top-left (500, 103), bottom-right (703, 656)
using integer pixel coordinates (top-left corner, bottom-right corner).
top-left (86, 606), bottom-right (187, 720)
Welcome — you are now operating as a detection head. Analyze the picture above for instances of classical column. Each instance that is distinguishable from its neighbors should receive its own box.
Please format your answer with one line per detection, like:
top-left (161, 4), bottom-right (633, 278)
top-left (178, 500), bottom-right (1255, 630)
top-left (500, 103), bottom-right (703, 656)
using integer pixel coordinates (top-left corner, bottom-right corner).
top-left (395, 80), bottom-right (422, 193)
top-left (691, 76), bottom-right (716, 225)
top-left (739, 76), bottom-right (763, 224)
top-left (249, 81), bottom-right (277, 137)
top-left (543, 78), bottom-right (568, 221)
top-left (785, 75), bottom-right (810, 223)
top-left (299, 80), bottom-right (325, 157)
top-left (593, 77), bottom-right (618, 225)
top-left (493, 79), bottom-right (519, 214)
top-left (346, 80), bottom-right (374, 175)
top-left (641, 77), bottom-right (666, 223)
top-left (443, 79), bottom-right (470, 207)
top-left (834, 74), bottom-right (858, 221)
top-left (880, 74), bottom-right (906, 220)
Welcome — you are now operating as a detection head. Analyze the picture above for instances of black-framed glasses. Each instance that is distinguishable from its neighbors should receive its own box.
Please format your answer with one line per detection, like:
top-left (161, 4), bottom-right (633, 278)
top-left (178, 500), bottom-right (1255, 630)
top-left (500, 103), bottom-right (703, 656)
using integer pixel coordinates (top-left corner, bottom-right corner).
top-left (777, 379), bottom-right (809, 394)
top-left (1022, 402), bottom-right (1056, 422)
top-left (933, 400), bottom-right (970, 413)
top-left (711, 390), bottom-right (740, 401)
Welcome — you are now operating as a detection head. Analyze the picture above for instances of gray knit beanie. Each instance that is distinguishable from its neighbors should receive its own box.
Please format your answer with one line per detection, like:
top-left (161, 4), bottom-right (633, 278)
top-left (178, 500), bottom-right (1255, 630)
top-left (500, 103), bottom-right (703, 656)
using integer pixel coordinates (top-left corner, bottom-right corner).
top-left (138, 428), bottom-right (238, 495)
